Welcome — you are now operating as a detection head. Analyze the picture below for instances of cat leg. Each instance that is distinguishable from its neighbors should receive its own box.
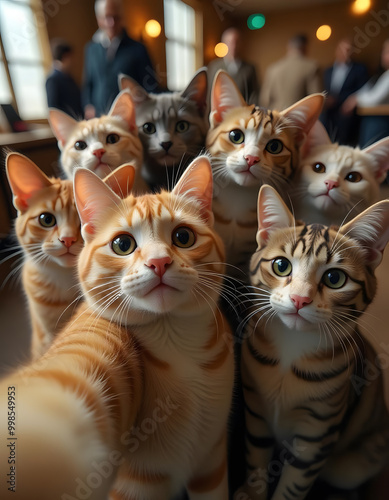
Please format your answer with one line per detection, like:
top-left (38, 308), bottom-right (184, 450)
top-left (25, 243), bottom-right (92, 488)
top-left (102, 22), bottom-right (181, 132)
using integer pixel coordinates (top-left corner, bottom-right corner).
top-left (235, 388), bottom-right (275, 500)
top-left (186, 433), bottom-right (228, 500)
top-left (109, 464), bottom-right (172, 500)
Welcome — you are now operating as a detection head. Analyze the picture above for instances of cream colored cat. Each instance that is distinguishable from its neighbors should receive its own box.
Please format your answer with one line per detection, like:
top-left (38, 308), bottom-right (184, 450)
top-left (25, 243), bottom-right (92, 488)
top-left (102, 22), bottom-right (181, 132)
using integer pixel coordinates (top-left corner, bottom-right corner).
top-left (49, 90), bottom-right (147, 193)
top-left (293, 120), bottom-right (389, 225)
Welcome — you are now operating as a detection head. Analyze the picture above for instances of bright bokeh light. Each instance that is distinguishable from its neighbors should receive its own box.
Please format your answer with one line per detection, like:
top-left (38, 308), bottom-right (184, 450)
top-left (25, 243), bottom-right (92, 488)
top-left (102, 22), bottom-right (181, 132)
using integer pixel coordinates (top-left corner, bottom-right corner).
top-left (247, 13), bottom-right (266, 30)
top-left (145, 19), bottom-right (162, 38)
top-left (351, 0), bottom-right (371, 15)
top-left (316, 24), bottom-right (332, 41)
top-left (215, 42), bottom-right (228, 58)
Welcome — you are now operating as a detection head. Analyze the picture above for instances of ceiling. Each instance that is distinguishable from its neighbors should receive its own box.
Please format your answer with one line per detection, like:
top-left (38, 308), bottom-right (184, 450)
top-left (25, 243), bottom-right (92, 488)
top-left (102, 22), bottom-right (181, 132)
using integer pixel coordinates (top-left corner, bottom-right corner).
top-left (231, 0), bottom-right (348, 16)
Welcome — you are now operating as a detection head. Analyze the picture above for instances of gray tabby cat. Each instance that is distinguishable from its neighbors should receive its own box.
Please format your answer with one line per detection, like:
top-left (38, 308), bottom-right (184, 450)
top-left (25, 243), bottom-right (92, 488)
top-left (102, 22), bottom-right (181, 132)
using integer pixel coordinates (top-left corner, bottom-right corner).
top-left (120, 68), bottom-right (208, 191)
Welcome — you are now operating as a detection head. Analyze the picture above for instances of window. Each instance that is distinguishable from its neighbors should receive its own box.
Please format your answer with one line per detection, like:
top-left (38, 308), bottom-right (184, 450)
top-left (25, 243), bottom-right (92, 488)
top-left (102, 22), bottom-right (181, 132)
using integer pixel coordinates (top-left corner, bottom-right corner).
top-left (164, 0), bottom-right (203, 91)
top-left (0, 0), bottom-right (51, 120)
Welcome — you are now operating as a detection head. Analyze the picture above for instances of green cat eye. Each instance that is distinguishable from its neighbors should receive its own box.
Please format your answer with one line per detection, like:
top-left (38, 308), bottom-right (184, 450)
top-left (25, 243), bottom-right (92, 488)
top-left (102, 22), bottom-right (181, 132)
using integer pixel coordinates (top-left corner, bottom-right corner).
top-left (229, 129), bottom-right (245, 144)
top-left (106, 133), bottom-right (120, 144)
top-left (312, 162), bottom-right (326, 173)
top-left (38, 212), bottom-right (56, 228)
top-left (112, 234), bottom-right (137, 256)
top-left (265, 139), bottom-right (283, 154)
top-left (74, 140), bottom-right (87, 150)
top-left (172, 226), bottom-right (196, 248)
top-left (176, 120), bottom-right (189, 133)
top-left (322, 269), bottom-right (347, 289)
top-left (143, 122), bottom-right (156, 135)
top-left (345, 171), bottom-right (363, 183)
top-left (272, 257), bottom-right (292, 277)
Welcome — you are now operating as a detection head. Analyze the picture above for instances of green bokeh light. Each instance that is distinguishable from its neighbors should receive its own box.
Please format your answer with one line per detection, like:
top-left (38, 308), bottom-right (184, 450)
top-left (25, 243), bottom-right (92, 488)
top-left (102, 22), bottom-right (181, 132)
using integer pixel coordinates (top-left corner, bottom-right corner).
top-left (247, 13), bottom-right (266, 30)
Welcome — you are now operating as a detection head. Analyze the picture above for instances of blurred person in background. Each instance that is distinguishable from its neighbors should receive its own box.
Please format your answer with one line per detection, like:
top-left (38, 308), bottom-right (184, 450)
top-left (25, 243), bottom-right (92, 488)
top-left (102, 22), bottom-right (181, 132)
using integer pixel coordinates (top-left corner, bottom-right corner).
top-left (83, 0), bottom-right (158, 118)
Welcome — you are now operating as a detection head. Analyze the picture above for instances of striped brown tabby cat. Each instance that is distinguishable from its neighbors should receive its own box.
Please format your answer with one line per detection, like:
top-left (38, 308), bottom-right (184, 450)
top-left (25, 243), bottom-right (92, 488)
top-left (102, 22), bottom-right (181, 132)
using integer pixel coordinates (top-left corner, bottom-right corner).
top-left (120, 68), bottom-right (208, 191)
top-left (5, 152), bottom-right (83, 359)
top-left (75, 156), bottom-right (234, 500)
top-left (49, 90), bottom-right (147, 193)
top-left (206, 70), bottom-right (324, 278)
top-left (0, 157), bottom-right (234, 499)
top-left (238, 184), bottom-right (389, 500)
top-left (293, 120), bottom-right (389, 225)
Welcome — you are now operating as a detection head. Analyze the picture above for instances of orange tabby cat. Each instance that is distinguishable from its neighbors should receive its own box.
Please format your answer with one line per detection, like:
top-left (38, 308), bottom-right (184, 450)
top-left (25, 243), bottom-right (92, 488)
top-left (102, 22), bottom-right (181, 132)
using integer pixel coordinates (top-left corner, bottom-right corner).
top-left (49, 90), bottom-right (147, 193)
top-left (0, 157), bottom-right (234, 500)
top-left (6, 152), bottom-right (83, 359)
top-left (74, 156), bottom-right (234, 500)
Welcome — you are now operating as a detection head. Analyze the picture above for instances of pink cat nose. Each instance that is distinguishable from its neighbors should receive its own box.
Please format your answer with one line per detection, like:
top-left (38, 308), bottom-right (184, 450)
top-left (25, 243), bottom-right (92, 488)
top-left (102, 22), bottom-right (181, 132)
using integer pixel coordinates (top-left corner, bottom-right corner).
top-left (146, 256), bottom-right (172, 277)
top-left (290, 294), bottom-right (312, 311)
top-left (93, 148), bottom-right (106, 160)
top-left (59, 236), bottom-right (77, 248)
top-left (244, 155), bottom-right (260, 168)
top-left (325, 180), bottom-right (339, 191)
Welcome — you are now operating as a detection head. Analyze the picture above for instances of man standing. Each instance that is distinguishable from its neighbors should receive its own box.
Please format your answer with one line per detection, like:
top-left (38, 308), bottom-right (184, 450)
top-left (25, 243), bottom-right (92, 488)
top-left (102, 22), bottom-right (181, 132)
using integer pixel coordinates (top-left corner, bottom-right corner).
top-left (260, 34), bottom-right (321, 111)
top-left (321, 38), bottom-right (368, 145)
top-left (83, 0), bottom-right (158, 118)
top-left (207, 27), bottom-right (260, 104)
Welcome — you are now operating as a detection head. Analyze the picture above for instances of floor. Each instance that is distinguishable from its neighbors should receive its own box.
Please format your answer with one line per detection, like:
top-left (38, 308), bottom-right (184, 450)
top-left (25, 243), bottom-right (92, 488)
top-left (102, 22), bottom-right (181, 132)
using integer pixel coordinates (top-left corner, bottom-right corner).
top-left (0, 187), bottom-right (388, 499)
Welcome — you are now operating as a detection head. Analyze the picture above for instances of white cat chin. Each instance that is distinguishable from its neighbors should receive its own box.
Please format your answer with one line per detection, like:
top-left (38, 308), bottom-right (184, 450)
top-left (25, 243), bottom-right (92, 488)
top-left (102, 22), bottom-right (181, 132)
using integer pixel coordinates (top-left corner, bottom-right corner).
top-left (231, 170), bottom-right (261, 187)
top-left (50, 253), bottom-right (78, 268)
top-left (94, 163), bottom-right (114, 178)
top-left (312, 194), bottom-right (341, 211)
top-left (133, 285), bottom-right (190, 314)
top-left (279, 312), bottom-right (315, 331)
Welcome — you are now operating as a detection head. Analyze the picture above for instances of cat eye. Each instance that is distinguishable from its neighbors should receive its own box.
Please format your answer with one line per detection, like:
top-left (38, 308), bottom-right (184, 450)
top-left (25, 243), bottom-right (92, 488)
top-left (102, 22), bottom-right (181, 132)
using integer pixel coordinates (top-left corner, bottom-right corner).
top-left (172, 226), bottom-right (196, 248)
top-left (38, 212), bottom-right (56, 228)
top-left (345, 172), bottom-right (363, 183)
top-left (312, 162), bottom-right (326, 173)
top-left (106, 133), bottom-right (120, 144)
top-left (74, 140), bottom-right (87, 150)
top-left (322, 269), bottom-right (347, 289)
top-left (143, 122), bottom-right (156, 135)
top-left (111, 234), bottom-right (137, 256)
top-left (175, 120), bottom-right (189, 133)
top-left (229, 129), bottom-right (245, 144)
top-left (265, 139), bottom-right (283, 154)
top-left (272, 257), bottom-right (292, 277)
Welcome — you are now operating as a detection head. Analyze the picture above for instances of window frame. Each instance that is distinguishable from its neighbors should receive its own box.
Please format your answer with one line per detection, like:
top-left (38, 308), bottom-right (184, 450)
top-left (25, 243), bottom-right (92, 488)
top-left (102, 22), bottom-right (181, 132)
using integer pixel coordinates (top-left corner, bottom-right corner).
top-left (0, 0), bottom-right (51, 122)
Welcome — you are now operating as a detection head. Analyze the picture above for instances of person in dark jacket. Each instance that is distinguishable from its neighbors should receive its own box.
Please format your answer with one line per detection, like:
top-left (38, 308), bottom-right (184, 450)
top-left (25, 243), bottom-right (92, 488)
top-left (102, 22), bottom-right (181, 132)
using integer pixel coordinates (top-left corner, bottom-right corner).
top-left (45, 39), bottom-right (84, 118)
top-left (320, 38), bottom-right (369, 145)
top-left (83, 0), bottom-right (159, 118)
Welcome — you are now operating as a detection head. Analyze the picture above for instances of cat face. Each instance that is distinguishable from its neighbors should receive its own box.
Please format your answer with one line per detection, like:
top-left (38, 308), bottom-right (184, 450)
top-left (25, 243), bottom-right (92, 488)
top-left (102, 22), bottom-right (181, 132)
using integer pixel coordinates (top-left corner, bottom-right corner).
top-left (249, 185), bottom-right (389, 335)
top-left (6, 153), bottom-right (83, 268)
top-left (206, 71), bottom-right (324, 190)
top-left (49, 91), bottom-right (143, 179)
top-left (297, 121), bottom-right (389, 216)
top-left (120, 69), bottom-right (208, 169)
top-left (74, 157), bottom-right (225, 323)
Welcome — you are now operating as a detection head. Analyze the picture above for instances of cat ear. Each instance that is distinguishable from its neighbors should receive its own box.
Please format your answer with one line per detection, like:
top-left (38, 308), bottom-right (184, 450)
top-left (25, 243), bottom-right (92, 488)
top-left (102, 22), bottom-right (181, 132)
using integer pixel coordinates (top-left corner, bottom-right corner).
top-left (49, 108), bottom-right (78, 149)
top-left (301, 119), bottom-right (332, 157)
top-left (340, 199), bottom-right (389, 269)
top-left (118, 74), bottom-right (151, 105)
top-left (74, 168), bottom-right (121, 241)
top-left (6, 152), bottom-right (53, 212)
top-left (256, 185), bottom-right (295, 249)
top-left (108, 90), bottom-right (137, 133)
top-left (102, 164), bottom-right (136, 198)
top-left (181, 67), bottom-right (208, 117)
top-left (172, 155), bottom-right (213, 224)
top-left (210, 70), bottom-right (246, 128)
top-left (281, 93), bottom-right (325, 146)
top-left (362, 136), bottom-right (389, 184)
